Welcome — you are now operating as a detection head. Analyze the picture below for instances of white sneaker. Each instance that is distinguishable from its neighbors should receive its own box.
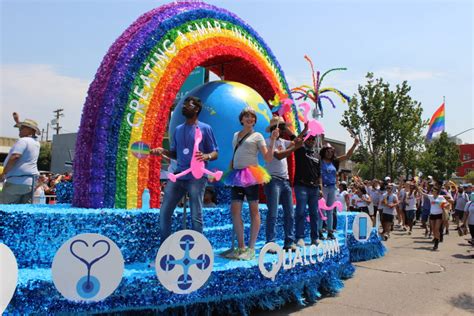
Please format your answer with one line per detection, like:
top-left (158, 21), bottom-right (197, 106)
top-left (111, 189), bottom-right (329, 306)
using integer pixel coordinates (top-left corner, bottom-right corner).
top-left (297, 239), bottom-right (305, 247)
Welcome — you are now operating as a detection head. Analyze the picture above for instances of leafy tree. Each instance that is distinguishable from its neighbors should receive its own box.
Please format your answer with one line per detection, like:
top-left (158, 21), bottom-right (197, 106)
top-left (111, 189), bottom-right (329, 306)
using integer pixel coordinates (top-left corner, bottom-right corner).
top-left (464, 171), bottom-right (474, 184)
top-left (418, 132), bottom-right (461, 181)
top-left (38, 142), bottom-right (51, 171)
top-left (340, 73), bottom-right (426, 179)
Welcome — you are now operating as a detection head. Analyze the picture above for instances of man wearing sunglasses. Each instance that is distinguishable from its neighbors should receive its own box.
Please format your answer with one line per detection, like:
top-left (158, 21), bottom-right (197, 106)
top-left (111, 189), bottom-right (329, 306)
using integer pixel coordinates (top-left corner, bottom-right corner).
top-left (151, 96), bottom-right (219, 243)
top-left (263, 116), bottom-right (303, 251)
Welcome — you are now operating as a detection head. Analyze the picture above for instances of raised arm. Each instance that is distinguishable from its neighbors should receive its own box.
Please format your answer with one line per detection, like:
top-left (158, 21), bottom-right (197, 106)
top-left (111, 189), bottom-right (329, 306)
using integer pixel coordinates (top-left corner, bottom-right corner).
top-left (337, 137), bottom-right (360, 162)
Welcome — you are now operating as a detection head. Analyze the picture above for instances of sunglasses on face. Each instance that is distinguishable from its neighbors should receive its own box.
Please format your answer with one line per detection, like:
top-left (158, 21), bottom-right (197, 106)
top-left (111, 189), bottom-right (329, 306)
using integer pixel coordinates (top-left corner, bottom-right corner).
top-left (183, 101), bottom-right (197, 109)
top-left (270, 124), bottom-right (286, 131)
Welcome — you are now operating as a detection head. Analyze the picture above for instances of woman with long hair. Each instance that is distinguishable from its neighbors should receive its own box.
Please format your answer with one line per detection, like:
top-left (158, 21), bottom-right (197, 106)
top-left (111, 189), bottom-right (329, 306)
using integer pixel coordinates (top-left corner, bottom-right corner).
top-left (318, 138), bottom-right (359, 239)
top-left (420, 186), bottom-right (449, 251)
top-left (224, 108), bottom-right (278, 260)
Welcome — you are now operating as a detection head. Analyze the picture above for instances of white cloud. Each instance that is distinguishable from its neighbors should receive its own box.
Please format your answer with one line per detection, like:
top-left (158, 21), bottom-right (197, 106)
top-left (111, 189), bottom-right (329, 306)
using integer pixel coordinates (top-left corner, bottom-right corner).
top-left (376, 67), bottom-right (444, 81)
top-left (0, 64), bottom-right (89, 139)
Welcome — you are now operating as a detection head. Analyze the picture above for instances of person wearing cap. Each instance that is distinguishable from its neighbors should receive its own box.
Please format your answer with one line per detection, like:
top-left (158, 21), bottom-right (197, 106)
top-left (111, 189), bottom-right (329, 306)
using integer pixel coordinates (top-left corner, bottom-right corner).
top-left (263, 116), bottom-right (304, 252)
top-left (319, 136), bottom-right (359, 239)
top-left (0, 115), bottom-right (41, 204)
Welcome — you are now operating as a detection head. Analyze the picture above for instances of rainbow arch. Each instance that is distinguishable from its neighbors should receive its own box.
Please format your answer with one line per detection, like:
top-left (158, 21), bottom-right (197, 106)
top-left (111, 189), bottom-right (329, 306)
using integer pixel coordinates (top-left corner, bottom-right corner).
top-left (73, 1), bottom-right (298, 209)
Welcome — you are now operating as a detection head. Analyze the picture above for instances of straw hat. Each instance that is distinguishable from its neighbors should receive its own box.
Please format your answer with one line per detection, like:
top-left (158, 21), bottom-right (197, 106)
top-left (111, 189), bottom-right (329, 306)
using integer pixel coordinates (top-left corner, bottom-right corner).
top-left (14, 119), bottom-right (41, 135)
top-left (265, 116), bottom-right (290, 132)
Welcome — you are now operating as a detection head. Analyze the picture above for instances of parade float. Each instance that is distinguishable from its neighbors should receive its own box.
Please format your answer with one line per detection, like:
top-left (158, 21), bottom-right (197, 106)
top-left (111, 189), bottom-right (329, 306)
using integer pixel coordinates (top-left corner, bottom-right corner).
top-left (0, 1), bottom-right (385, 314)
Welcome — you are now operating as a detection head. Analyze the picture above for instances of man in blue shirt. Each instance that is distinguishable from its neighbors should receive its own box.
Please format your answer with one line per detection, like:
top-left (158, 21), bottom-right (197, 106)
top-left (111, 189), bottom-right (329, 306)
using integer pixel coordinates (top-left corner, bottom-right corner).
top-left (151, 96), bottom-right (219, 242)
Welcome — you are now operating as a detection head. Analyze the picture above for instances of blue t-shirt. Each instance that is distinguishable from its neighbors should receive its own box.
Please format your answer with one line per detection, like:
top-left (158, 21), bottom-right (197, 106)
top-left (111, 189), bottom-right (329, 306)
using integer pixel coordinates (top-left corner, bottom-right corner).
top-left (170, 121), bottom-right (218, 180)
top-left (321, 160), bottom-right (337, 186)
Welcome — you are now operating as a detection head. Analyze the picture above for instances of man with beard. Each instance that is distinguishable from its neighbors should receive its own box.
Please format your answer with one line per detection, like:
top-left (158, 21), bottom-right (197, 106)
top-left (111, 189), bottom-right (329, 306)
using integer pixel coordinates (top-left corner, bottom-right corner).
top-left (151, 96), bottom-right (219, 243)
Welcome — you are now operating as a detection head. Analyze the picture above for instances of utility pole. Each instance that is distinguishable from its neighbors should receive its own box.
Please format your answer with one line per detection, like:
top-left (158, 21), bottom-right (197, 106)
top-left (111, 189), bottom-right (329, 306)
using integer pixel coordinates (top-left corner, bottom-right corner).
top-left (52, 109), bottom-right (64, 135)
top-left (46, 123), bottom-right (50, 142)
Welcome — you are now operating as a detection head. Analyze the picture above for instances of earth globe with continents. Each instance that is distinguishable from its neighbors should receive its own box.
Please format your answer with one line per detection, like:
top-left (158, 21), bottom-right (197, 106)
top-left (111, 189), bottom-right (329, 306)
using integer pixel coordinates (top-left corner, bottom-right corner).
top-left (168, 80), bottom-right (273, 177)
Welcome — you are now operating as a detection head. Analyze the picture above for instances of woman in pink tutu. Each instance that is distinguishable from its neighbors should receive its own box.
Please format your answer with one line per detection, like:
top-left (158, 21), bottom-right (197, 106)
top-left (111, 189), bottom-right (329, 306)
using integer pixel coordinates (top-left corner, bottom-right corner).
top-left (224, 108), bottom-right (278, 260)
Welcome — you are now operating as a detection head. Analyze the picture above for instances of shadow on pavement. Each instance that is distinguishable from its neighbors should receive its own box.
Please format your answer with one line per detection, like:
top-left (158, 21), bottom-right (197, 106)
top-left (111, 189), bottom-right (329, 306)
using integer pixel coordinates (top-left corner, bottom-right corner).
top-left (452, 253), bottom-right (474, 259)
top-left (413, 246), bottom-right (434, 251)
top-left (449, 293), bottom-right (474, 313)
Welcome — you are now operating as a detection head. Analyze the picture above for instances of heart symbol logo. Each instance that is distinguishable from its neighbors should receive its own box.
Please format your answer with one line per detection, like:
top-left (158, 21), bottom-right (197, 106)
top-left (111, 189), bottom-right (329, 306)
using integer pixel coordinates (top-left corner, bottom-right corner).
top-left (0, 244), bottom-right (18, 313)
top-left (69, 239), bottom-right (111, 270)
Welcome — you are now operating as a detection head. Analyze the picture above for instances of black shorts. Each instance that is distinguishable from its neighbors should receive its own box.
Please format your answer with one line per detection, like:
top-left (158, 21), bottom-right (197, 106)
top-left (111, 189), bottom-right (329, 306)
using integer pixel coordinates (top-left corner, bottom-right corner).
top-left (454, 210), bottom-right (465, 219)
top-left (405, 209), bottom-right (415, 221)
top-left (360, 206), bottom-right (370, 215)
top-left (429, 213), bottom-right (443, 220)
top-left (382, 213), bottom-right (394, 223)
top-left (231, 185), bottom-right (259, 203)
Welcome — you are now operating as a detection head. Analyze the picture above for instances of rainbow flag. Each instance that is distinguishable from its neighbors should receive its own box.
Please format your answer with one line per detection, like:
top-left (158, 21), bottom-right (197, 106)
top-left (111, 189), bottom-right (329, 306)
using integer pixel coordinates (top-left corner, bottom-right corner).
top-left (426, 103), bottom-right (445, 141)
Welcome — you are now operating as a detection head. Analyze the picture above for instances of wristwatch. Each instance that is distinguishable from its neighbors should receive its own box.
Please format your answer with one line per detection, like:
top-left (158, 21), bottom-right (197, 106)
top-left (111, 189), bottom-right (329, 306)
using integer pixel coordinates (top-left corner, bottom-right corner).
top-left (207, 154), bottom-right (212, 161)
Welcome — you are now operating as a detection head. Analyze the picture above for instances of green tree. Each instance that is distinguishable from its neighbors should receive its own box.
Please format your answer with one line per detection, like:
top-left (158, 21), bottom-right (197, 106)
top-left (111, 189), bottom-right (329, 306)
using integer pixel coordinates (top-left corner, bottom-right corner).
top-left (38, 142), bottom-right (51, 171)
top-left (418, 132), bottom-right (461, 181)
top-left (464, 171), bottom-right (474, 184)
top-left (340, 73), bottom-right (426, 179)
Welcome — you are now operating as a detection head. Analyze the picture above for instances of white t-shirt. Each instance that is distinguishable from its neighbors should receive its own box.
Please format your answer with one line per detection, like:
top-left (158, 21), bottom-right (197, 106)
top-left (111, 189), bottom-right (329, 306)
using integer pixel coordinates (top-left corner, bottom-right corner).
top-left (3, 137), bottom-right (40, 185)
top-left (381, 193), bottom-right (398, 215)
top-left (428, 195), bottom-right (447, 215)
top-left (232, 132), bottom-right (266, 170)
top-left (464, 201), bottom-right (474, 225)
top-left (357, 194), bottom-right (370, 208)
top-left (336, 189), bottom-right (348, 212)
top-left (405, 192), bottom-right (418, 210)
top-left (265, 138), bottom-right (291, 179)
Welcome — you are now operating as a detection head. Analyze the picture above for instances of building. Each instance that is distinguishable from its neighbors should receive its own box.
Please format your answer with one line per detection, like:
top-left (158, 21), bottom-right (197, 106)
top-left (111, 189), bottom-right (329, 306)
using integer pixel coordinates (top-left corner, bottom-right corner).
top-left (0, 137), bottom-right (18, 164)
top-left (457, 143), bottom-right (474, 177)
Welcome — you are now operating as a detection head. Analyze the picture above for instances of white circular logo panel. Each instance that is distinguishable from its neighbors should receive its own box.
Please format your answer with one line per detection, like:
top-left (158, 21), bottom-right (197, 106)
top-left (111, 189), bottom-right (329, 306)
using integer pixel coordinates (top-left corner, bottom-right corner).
top-left (155, 230), bottom-right (214, 294)
top-left (352, 213), bottom-right (373, 242)
top-left (52, 233), bottom-right (124, 302)
top-left (0, 244), bottom-right (18, 313)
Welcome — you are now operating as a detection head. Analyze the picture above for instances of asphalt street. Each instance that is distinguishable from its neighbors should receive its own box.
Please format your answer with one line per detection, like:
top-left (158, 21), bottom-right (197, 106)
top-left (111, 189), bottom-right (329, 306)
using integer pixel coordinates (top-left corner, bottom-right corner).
top-left (254, 224), bottom-right (474, 316)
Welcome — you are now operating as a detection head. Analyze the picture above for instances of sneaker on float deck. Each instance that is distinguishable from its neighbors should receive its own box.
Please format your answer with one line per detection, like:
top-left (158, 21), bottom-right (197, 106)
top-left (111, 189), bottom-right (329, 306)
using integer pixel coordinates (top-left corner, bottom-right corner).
top-left (238, 248), bottom-right (255, 261)
top-left (296, 239), bottom-right (306, 247)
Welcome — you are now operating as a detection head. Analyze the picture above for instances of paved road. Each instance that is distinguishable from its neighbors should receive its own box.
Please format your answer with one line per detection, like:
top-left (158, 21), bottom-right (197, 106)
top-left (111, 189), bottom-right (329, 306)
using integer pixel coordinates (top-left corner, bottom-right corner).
top-left (254, 225), bottom-right (474, 316)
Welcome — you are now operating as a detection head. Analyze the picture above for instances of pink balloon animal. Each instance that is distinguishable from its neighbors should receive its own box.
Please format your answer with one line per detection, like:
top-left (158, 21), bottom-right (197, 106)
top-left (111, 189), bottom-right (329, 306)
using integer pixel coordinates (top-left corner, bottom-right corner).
top-left (318, 198), bottom-right (343, 221)
top-left (299, 102), bottom-right (325, 141)
top-left (168, 126), bottom-right (223, 182)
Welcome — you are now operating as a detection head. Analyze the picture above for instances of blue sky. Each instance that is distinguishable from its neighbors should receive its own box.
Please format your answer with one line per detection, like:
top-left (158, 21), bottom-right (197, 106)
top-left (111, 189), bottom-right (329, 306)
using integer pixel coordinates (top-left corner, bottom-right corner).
top-left (1, 0), bottom-right (472, 145)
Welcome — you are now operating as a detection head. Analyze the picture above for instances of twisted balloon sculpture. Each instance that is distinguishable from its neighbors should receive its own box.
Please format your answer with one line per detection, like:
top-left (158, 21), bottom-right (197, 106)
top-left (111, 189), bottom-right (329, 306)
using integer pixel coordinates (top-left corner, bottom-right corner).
top-left (168, 126), bottom-right (223, 182)
top-left (291, 55), bottom-right (351, 117)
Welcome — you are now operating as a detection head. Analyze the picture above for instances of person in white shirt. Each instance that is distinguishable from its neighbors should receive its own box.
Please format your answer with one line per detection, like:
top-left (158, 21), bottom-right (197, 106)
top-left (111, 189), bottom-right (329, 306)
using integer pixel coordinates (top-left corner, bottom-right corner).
top-left (420, 186), bottom-right (449, 251)
top-left (381, 184), bottom-right (399, 240)
top-left (404, 182), bottom-right (420, 235)
top-left (454, 187), bottom-right (468, 230)
top-left (462, 194), bottom-right (474, 245)
top-left (1, 115), bottom-right (41, 204)
top-left (336, 182), bottom-right (350, 212)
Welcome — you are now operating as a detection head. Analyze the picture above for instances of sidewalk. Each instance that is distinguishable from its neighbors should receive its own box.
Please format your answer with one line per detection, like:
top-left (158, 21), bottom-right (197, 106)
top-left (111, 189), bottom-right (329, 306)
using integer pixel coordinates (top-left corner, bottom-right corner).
top-left (255, 225), bottom-right (474, 315)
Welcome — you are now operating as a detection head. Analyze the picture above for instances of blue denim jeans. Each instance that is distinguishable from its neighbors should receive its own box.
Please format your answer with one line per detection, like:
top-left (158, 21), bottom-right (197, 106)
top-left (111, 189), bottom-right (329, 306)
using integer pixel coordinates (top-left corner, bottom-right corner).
top-left (264, 178), bottom-right (295, 246)
top-left (159, 177), bottom-right (207, 242)
top-left (319, 184), bottom-right (336, 232)
top-left (294, 184), bottom-right (320, 242)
